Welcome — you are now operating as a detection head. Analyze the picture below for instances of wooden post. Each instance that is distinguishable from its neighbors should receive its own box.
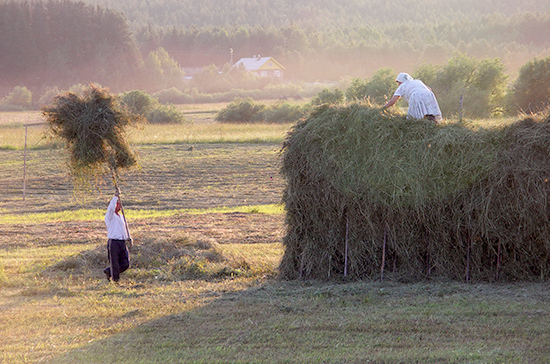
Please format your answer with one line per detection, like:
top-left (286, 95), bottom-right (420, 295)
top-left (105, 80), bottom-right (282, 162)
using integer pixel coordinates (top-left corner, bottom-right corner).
top-left (381, 226), bottom-right (387, 281)
top-left (344, 215), bottom-right (349, 277)
top-left (23, 124), bottom-right (28, 201)
top-left (465, 229), bottom-right (471, 283)
top-left (459, 95), bottom-right (464, 123)
top-left (496, 239), bottom-right (501, 281)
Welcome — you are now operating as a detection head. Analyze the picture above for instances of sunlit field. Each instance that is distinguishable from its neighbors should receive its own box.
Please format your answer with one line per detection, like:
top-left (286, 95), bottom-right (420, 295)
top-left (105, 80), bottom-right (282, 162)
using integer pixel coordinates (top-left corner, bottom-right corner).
top-left (0, 119), bottom-right (293, 150)
top-left (1, 107), bottom-right (550, 363)
top-left (134, 122), bottom-right (293, 145)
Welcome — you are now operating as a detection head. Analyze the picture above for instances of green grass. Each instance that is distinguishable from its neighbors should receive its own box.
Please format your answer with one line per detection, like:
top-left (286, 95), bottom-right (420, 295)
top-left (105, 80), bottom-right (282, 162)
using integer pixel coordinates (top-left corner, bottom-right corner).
top-left (0, 121), bottom-right (293, 149)
top-left (0, 203), bottom-right (284, 224)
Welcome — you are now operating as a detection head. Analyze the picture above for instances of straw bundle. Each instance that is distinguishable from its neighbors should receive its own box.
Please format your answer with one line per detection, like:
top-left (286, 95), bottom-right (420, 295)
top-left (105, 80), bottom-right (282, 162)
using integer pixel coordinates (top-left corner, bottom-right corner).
top-left (43, 85), bottom-right (141, 185)
top-left (280, 104), bottom-right (550, 282)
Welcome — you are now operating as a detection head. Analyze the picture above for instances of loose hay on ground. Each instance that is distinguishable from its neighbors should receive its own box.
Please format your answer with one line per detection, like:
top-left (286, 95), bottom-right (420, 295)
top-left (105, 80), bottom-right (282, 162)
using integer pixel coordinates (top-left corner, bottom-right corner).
top-left (45, 235), bottom-right (253, 280)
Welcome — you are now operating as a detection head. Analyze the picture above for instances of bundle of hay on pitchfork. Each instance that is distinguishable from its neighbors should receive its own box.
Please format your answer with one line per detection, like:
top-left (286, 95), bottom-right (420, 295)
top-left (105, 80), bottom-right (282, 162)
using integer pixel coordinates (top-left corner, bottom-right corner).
top-left (42, 84), bottom-right (142, 191)
top-left (279, 103), bottom-right (550, 282)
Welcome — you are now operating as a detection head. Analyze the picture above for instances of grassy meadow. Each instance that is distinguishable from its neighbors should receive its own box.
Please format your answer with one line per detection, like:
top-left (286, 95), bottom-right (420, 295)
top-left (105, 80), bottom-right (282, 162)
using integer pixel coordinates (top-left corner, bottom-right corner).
top-left (1, 107), bottom-right (550, 363)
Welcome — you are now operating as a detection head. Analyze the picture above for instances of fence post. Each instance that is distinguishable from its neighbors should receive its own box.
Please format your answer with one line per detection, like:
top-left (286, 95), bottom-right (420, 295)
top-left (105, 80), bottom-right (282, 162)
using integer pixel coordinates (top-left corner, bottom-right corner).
top-left (344, 215), bottom-right (349, 277)
top-left (459, 95), bottom-right (464, 123)
top-left (23, 124), bottom-right (28, 201)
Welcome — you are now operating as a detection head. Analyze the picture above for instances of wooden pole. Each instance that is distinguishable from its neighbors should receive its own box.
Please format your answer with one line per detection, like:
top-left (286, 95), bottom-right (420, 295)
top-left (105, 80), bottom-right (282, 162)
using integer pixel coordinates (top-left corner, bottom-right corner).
top-left (118, 197), bottom-right (132, 245)
top-left (344, 215), bottom-right (349, 277)
top-left (381, 226), bottom-right (387, 281)
top-left (465, 239), bottom-right (470, 283)
top-left (459, 95), bottom-right (464, 123)
top-left (496, 239), bottom-right (501, 281)
top-left (23, 124), bottom-right (27, 201)
top-left (111, 169), bottom-right (133, 246)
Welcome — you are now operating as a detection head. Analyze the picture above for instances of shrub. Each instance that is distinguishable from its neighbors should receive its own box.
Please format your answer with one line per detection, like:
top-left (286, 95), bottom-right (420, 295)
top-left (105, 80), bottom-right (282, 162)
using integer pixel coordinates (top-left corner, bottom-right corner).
top-left (215, 98), bottom-right (265, 123)
top-left (262, 82), bottom-right (304, 99)
top-left (146, 104), bottom-right (186, 124)
top-left (120, 90), bottom-right (158, 115)
top-left (345, 68), bottom-right (395, 104)
top-left (1, 86), bottom-right (32, 108)
top-left (153, 87), bottom-right (188, 104)
top-left (426, 55), bottom-right (507, 118)
top-left (311, 88), bottom-right (344, 105)
top-left (506, 56), bottom-right (550, 115)
top-left (259, 102), bottom-right (306, 123)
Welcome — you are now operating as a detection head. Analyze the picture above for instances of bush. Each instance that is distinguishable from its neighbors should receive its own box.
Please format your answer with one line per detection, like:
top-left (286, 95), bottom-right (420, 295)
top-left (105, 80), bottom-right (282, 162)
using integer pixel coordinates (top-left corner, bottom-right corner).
top-left (215, 98), bottom-right (265, 122)
top-left (1, 86), bottom-right (32, 108)
top-left (507, 56), bottom-right (550, 115)
top-left (426, 55), bottom-right (507, 118)
top-left (153, 87), bottom-right (188, 104)
top-left (120, 90), bottom-right (158, 115)
top-left (311, 88), bottom-right (344, 105)
top-left (345, 68), bottom-right (395, 104)
top-left (146, 104), bottom-right (186, 124)
top-left (262, 82), bottom-right (304, 99)
top-left (436, 80), bottom-right (494, 119)
top-left (259, 102), bottom-right (306, 123)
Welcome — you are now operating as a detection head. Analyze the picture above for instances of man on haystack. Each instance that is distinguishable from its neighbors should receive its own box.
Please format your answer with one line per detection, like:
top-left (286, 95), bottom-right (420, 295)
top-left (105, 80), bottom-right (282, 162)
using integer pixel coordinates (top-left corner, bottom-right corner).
top-left (103, 190), bottom-right (132, 283)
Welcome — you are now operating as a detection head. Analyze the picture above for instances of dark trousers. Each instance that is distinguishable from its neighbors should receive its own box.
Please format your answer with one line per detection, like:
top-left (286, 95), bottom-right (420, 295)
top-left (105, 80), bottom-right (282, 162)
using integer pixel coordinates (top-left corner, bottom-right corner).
top-left (104, 239), bottom-right (130, 282)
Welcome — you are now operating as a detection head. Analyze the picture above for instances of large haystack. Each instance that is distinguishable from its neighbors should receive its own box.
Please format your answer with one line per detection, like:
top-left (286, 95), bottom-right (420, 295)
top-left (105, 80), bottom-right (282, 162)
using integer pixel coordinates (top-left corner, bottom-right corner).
top-left (280, 104), bottom-right (550, 282)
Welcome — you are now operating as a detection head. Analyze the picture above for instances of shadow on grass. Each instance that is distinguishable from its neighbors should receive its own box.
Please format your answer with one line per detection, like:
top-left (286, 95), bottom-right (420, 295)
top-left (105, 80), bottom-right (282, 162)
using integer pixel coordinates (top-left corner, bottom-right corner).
top-left (47, 275), bottom-right (550, 364)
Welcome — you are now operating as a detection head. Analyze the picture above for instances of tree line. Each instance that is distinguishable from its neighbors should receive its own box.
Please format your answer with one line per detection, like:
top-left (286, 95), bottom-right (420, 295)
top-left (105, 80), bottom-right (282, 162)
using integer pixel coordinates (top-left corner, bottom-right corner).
top-left (134, 11), bottom-right (550, 81)
top-left (0, 0), bottom-right (141, 93)
top-left (83, 0), bottom-right (548, 29)
top-left (0, 0), bottom-right (549, 118)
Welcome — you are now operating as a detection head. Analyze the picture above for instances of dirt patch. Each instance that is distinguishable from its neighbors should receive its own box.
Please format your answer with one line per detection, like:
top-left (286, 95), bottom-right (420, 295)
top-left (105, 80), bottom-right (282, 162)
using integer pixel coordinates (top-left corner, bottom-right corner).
top-left (133, 212), bottom-right (284, 245)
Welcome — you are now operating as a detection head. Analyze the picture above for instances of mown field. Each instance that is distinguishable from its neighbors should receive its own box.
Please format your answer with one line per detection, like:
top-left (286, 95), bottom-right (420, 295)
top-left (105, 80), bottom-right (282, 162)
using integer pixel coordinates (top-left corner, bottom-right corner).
top-left (1, 108), bottom-right (550, 363)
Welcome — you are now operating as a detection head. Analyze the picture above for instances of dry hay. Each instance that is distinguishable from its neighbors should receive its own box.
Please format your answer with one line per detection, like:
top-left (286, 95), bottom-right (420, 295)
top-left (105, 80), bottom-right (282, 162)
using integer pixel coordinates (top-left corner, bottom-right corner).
top-left (279, 104), bottom-right (550, 282)
top-left (45, 235), bottom-right (225, 280)
top-left (42, 84), bottom-right (141, 187)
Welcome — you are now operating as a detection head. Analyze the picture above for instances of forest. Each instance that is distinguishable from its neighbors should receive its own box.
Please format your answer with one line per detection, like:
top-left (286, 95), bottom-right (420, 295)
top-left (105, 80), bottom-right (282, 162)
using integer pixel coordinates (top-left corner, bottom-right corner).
top-left (63, 0), bottom-right (550, 76)
top-left (1, 0), bottom-right (549, 117)
top-left (80, 0), bottom-right (549, 29)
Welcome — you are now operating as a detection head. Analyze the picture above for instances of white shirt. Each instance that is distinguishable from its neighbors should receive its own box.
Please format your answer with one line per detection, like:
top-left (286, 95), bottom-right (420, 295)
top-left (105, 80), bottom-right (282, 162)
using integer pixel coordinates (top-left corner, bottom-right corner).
top-left (105, 196), bottom-right (129, 240)
top-left (394, 79), bottom-right (442, 119)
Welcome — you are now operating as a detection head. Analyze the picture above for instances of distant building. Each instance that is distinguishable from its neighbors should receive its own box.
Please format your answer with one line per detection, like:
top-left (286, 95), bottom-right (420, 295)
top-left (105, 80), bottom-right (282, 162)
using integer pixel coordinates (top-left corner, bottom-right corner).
top-left (233, 56), bottom-right (285, 78)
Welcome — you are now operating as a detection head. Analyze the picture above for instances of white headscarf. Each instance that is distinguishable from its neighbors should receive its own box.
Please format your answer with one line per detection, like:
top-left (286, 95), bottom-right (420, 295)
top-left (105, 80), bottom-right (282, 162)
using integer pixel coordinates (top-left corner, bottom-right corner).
top-left (396, 73), bottom-right (414, 83)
